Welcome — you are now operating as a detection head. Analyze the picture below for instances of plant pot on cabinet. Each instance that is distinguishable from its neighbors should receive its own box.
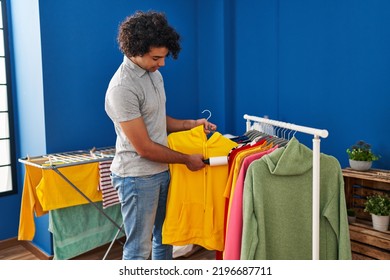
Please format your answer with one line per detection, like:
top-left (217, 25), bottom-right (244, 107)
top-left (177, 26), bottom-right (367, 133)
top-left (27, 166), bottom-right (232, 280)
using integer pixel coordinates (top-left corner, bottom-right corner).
top-left (347, 208), bottom-right (356, 223)
top-left (348, 216), bottom-right (356, 224)
top-left (371, 214), bottom-right (390, 231)
top-left (349, 159), bottom-right (372, 171)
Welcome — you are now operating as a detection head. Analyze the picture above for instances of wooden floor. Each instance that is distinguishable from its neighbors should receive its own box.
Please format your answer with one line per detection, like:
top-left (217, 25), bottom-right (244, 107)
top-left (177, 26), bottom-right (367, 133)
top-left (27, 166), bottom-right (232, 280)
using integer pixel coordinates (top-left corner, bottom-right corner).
top-left (0, 238), bottom-right (216, 260)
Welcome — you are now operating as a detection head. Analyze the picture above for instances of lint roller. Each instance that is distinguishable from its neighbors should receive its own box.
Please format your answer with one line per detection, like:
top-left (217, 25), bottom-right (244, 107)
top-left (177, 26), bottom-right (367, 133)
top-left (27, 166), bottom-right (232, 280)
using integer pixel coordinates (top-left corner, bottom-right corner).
top-left (202, 156), bottom-right (228, 166)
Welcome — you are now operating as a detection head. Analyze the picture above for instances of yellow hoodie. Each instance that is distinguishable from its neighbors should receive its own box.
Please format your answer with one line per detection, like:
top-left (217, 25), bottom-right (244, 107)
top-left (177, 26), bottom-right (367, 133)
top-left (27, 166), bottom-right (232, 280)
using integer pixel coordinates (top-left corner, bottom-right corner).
top-left (162, 125), bottom-right (237, 251)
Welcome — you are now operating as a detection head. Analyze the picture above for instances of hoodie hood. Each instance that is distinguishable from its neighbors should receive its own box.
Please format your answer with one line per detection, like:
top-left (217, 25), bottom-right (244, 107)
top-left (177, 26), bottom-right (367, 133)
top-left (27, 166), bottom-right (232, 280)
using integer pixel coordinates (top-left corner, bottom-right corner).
top-left (263, 137), bottom-right (313, 176)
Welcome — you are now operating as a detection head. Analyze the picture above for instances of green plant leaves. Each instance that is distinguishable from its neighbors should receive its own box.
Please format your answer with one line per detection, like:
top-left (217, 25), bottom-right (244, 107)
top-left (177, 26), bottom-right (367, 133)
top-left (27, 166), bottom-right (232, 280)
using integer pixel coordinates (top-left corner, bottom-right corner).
top-left (364, 194), bottom-right (390, 216)
top-left (346, 140), bottom-right (380, 161)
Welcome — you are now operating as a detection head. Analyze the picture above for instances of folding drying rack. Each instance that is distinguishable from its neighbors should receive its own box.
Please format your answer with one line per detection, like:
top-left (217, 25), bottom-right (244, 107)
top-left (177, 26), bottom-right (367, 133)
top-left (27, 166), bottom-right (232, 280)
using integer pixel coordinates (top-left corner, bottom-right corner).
top-left (18, 146), bottom-right (123, 259)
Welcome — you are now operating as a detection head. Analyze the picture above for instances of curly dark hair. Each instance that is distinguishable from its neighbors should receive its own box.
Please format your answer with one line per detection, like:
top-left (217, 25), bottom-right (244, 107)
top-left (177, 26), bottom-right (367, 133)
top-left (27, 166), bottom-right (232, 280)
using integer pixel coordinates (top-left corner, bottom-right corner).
top-left (117, 11), bottom-right (181, 59)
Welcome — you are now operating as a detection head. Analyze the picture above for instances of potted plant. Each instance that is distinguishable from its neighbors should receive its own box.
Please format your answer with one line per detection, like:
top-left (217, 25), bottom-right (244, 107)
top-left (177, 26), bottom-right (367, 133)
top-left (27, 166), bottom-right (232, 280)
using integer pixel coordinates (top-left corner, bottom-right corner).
top-left (364, 193), bottom-right (390, 231)
top-left (347, 208), bottom-right (356, 224)
top-left (346, 140), bottom-right (380, 171)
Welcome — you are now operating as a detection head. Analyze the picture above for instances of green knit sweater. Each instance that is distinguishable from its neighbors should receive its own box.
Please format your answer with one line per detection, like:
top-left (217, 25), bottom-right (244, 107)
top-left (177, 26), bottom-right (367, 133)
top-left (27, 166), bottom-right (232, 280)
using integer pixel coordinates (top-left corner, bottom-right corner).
top-left (240, 137), bottom-right (352, 260)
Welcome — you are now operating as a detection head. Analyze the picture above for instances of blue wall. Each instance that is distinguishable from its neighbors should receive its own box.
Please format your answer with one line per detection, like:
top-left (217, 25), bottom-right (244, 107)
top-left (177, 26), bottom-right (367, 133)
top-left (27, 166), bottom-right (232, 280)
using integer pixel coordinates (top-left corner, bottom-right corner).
top-left (277, 0), bottom-right (390, 169)
top-left (233, 0), bottom-right (279, 132)
top-left (1, 0), bottom-right (390, 255)
top-left (38, 0), bottom-right (200, 153)
top-left (231, 0), bottom-right (390, 170)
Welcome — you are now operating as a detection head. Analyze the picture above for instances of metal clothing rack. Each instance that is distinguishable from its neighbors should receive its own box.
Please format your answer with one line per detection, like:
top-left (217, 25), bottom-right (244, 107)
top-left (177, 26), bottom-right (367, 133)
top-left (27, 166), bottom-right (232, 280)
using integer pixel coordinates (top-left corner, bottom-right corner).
top-left (18, 146), bottom-right (123, 259)
top-left (243, 114), bottom-right (329, 260)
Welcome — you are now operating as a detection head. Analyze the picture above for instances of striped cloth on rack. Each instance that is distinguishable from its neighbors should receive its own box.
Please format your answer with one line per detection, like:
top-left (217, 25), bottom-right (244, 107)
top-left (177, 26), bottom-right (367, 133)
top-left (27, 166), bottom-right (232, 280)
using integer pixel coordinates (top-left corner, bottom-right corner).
top-left (98, 161), bottom-right (120, 209)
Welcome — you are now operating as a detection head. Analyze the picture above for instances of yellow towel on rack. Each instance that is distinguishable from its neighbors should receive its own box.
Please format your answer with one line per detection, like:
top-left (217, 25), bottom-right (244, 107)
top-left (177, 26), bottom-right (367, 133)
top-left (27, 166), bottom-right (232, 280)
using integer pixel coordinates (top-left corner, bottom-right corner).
top-left (36, 163), bottom-right (102, 211)
top-left (18, 163), bottom-right (102, 241)
top-left (18, 165), bottom-right (48, 240)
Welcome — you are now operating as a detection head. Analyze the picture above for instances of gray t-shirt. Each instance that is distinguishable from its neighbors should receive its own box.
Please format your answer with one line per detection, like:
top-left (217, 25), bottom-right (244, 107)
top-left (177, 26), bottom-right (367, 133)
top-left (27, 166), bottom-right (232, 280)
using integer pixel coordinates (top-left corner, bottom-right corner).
top-left (105, 56), bottom-right (168, 177)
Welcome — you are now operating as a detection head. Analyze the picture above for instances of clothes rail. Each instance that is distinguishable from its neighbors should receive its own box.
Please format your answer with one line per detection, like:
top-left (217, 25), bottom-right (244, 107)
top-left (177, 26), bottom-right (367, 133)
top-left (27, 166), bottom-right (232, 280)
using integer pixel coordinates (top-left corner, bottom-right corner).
top-left (243, 114), bottom-right (329, 260)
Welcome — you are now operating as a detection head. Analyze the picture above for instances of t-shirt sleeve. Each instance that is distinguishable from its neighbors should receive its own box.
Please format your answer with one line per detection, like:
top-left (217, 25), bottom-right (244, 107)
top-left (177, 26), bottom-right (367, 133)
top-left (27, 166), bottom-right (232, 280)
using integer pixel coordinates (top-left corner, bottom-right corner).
top-left (105, 85), bottom-right (143, 123)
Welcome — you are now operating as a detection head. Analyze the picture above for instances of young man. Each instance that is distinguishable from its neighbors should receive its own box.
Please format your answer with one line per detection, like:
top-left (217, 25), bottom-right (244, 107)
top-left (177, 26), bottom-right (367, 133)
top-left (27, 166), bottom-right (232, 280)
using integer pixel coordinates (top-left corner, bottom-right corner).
top-left (105, 11), bottom-right (216, 260)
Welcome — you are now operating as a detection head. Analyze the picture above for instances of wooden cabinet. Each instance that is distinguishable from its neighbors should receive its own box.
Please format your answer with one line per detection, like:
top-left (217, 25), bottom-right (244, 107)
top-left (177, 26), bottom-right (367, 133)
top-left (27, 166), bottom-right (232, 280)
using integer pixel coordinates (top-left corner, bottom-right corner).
top-left (342, 168), bottom-right (390, 259)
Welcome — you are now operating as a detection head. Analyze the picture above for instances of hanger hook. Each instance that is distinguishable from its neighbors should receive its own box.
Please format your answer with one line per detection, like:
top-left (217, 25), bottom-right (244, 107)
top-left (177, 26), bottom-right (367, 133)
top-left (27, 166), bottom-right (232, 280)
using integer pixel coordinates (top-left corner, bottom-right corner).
top-left (201, 109), bottom-right (212, 121)
top-left (288, 129), bottom-right (293, 140)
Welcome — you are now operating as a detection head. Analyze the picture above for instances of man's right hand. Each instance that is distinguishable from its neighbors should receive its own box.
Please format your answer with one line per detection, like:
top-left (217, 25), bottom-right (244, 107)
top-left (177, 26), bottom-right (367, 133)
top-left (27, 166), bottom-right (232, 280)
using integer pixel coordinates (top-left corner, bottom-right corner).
top-left (185, 154), bottom-right (206, 171)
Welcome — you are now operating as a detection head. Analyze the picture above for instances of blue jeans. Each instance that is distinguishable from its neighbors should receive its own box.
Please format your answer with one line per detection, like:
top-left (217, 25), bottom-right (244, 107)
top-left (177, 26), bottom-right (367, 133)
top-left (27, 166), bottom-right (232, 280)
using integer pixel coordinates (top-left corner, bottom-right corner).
top-left (111, 171), bottom-right (172, 260)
